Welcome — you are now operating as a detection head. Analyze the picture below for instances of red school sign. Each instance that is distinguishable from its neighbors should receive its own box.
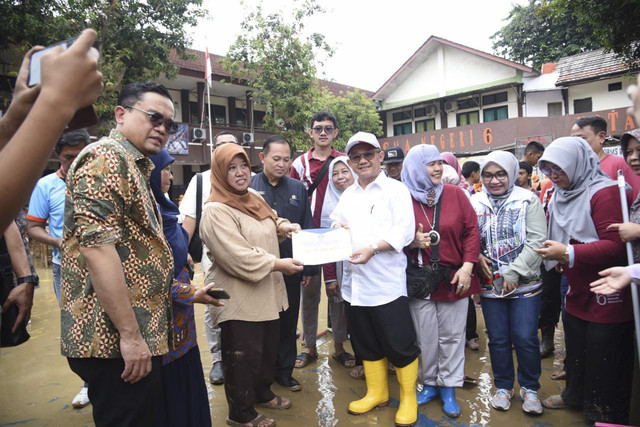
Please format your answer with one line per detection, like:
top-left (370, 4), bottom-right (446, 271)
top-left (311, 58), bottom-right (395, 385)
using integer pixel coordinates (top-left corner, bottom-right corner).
top-left (378, 107), bottom-right (637, 154)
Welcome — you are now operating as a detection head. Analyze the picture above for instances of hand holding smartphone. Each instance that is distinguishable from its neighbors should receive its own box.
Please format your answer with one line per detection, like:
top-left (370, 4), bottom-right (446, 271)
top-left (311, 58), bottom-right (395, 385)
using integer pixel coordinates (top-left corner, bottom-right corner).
top-left (206, 288), bottom-right (230, 300)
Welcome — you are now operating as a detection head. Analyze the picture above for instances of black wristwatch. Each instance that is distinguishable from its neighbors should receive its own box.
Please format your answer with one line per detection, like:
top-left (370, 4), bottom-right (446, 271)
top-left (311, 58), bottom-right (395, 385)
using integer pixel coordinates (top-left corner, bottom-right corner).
top-left (16, 275), bottom-right (37, 285)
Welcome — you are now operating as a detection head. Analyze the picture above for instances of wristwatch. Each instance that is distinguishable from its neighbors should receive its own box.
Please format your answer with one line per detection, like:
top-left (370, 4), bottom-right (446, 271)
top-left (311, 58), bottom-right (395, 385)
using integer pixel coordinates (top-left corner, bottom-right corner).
top-left (562, 245), bottom-right (571, 264)
top-left (370, 243), bottom-right (380, 256)
top-left (16, 274), bottom-right (37, 285)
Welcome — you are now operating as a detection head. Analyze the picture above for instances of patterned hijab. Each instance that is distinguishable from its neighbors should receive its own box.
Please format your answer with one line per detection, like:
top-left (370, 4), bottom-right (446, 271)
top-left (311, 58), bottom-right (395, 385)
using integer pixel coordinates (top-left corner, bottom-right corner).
top-left (207, 144), bottom-right (276, 222)
top-left (481, 150), bottom-right (519, 211)
top-left (539, 136), bottom-right (616, 248)
top-left (402, 145), bottom-right (444, 206)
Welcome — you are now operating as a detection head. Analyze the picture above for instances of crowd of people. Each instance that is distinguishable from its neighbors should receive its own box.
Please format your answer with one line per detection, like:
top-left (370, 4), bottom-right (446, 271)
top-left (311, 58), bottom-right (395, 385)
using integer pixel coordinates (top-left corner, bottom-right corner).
top-left (1, 32), bottom-right (640, 427)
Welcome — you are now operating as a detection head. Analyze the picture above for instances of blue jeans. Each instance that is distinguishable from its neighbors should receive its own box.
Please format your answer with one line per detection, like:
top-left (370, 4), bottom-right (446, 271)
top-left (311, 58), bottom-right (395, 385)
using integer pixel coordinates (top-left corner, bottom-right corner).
top-left (52, 262), bottom-right (61, 307)
top-left (481, 293), bottom-right (541, 391)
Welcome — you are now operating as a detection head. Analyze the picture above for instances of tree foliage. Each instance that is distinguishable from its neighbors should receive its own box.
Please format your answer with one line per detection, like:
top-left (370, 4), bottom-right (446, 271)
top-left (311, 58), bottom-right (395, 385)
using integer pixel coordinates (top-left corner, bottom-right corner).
top-left (491, 0), bottom-right (602, 70)
top-left (0, 0), bottom-right (205, 131)
top-left (222, 0), bottom-right (380, 151)
top-left (548, 0), bottom-right (640, 66)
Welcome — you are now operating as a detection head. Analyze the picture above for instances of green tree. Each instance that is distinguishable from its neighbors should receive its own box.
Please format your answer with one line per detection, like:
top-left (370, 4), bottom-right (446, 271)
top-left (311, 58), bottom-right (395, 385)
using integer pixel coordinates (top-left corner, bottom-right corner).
top-left (310, 87), bottom-right (382, 152)
top-left (548, 0), bottom-right (640, 66)
top-left (491, 0), bottom-right (601, 70)
top-left (0, 0), bottom-right (205, 130)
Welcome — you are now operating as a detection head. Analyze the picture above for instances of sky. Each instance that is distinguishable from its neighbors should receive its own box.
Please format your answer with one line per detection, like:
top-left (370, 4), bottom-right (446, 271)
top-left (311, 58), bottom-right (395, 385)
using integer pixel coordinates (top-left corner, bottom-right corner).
top-left (191, 0), bottom-right (528, 92)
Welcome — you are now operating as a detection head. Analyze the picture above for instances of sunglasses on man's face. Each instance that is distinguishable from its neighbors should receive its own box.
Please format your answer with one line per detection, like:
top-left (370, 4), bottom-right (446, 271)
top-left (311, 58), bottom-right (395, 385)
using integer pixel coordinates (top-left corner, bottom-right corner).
top-left (311, 126), bottom-right (335, 135)
top-left (349, 150), bottom-right (380, 163)
top-left (126, 105), bottom-right (179, 135)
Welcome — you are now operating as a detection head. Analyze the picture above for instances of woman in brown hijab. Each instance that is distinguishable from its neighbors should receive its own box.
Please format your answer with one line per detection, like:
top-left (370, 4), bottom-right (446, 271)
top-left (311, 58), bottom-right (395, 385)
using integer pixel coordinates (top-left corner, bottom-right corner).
top-left (200, 144), bottom-right (304, 427)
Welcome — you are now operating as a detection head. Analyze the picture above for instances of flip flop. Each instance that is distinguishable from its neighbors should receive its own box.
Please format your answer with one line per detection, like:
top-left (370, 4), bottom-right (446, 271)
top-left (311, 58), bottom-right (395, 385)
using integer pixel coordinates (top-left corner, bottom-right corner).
top-left (332, 352), bottom-right (355, 368)
top-left (256, 395), bottom-right (291, 410)
top-left (542, 394), bottom-right (568, 409)
top-left (350, 365), bottom-right (365, 380)
top-left (550, 370), bottom-right (566, 380)
top-left (294, 352), bottom-right (318, 368)
top-left (225, 414), bottom-right (276, 427)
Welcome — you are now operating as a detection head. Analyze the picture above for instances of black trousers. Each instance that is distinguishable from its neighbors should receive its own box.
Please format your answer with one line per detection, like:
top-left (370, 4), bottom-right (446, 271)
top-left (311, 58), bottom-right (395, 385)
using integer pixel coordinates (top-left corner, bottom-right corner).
top-left (68, 355), bottom-right (163, 427)
top-left (220, 319), bottom-right (279, 423)
top-left (562, 311), bottom-right (633, 424)
top-left (345, 296), bottom-right (419, 368)
top-left (275, 274), bottom-right (301, 382)
top-left (538, 264), bottom-right (562, 329)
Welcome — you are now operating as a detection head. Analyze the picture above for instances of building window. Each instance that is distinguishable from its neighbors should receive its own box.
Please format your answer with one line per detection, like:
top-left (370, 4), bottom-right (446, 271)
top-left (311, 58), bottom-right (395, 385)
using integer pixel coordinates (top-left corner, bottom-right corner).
top-left (254, 110), bottom-right (266, 128)
top-left (393, 123), bottom-right (412, 135)
top-left (414, 107), bottom-right (426, 118)
top-left (415, 119), bottom-right (436, 133)
top-left (235, 108), bottom-right (248, 126)
top-left (483, 106), bottom-right (508, 122)
top-left (547, 102), bottom-right (562, 117)
top-left (190, 102), bottom-right (226, 125)
top-left (392, 111), bottom-right (412, 122)
top-left (457, 98), bottom-right (479, 110)
top-left (608, 82), bottom-right (622, 92)
top-left (456, 111), bottom-right (479, 126)
top-left (482, 91), bottom-right (508, 106)
top-left (574, 98), bottom-right (592, 114)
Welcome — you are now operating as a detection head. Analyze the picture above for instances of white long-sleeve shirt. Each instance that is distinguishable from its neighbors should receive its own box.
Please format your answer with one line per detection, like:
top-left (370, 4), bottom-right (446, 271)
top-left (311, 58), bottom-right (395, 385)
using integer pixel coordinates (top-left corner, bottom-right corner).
top-left (330, 171), bottom-right (415, 307)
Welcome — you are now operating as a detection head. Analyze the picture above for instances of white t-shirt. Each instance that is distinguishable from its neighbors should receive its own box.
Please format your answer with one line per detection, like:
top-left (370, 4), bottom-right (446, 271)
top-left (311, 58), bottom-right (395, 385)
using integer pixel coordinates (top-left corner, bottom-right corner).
top-left (330, 171), bottom-right (415, 307)
top-left (180, 170), bottom-right (213, 273)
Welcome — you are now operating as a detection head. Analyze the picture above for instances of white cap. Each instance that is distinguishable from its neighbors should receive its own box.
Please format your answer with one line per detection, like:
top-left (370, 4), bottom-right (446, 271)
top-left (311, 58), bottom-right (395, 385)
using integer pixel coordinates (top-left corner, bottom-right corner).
top-left (345, 132), bottom-right (381, 154)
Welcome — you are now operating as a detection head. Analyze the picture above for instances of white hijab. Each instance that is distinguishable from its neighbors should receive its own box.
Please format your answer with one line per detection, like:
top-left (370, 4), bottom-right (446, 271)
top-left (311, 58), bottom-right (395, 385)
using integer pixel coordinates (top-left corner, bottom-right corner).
top-left (320, 156), bottom-right (355, 227)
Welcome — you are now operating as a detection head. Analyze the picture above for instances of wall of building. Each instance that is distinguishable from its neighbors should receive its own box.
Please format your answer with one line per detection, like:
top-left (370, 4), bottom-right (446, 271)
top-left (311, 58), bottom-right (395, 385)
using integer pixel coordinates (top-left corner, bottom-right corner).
top-left (568, 75), bottom-right (636, 114)
top-left (524, 90), bottom-right (565, 117)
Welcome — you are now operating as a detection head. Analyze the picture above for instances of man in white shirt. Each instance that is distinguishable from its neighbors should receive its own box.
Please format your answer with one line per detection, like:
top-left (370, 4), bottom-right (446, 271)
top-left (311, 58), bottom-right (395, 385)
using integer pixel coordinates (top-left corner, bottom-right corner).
top-left (180, 130), bottom-right (238, 385)
top-left (330, 132), bottom-right (420, 426)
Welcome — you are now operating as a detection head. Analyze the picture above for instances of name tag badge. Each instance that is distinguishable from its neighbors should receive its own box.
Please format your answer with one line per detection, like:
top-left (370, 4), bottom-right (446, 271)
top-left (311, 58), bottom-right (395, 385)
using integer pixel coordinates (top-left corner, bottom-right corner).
top-left (289, 195), bottom-right (300, 206)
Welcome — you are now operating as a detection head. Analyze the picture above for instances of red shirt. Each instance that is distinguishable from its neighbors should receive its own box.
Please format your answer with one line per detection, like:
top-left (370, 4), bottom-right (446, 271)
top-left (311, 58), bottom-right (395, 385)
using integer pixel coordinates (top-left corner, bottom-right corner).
top-left (564, 186), bottom-right (632, 323)
top-left (404, 185), bottom-right (481, 302)
top-left (600, 154), bottom-right (640, 206)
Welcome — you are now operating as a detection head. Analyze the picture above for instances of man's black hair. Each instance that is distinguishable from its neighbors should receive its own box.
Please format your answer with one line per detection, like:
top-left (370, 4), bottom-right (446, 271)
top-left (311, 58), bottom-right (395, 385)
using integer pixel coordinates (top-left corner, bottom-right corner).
top-left (524, 141), bottom-right (545, 155)
top-left (262, 135), bottom-right (292, 156)
top-left (55, 129), bottom-right (90, 155)
top-left (309, 111), bottom-right (338, 129)
top-left (519, 161), bottom-right (533, 176)
top-left (213, 130), bottom-right (238, 146)
top-left (575, 116), bottom-right (607, 135)
top-left (117, 82), bottom-right (173, 108)
top-left (461, 160), bottom-right (480, 179)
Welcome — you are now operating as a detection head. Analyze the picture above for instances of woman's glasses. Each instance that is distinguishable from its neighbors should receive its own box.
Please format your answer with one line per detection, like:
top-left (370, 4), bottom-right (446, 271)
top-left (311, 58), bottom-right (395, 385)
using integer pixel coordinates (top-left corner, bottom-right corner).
top-left (481, 171), bottom-right (509, 182)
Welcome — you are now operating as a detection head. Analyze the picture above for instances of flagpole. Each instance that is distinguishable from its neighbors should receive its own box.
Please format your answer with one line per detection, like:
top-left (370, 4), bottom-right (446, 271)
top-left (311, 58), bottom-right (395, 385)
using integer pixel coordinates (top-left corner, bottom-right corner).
top-left (207, 82), bottom-right (213, 154)
top-left (204, 42), bottom-right (214, 158)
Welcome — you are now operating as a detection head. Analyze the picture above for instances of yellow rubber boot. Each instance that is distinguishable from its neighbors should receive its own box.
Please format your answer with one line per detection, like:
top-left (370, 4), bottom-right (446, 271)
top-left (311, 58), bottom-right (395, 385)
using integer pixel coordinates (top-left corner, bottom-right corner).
top-left (394, 358), bottom-right (419, 426)
top-left (348, 358), bottom-right (389, 415)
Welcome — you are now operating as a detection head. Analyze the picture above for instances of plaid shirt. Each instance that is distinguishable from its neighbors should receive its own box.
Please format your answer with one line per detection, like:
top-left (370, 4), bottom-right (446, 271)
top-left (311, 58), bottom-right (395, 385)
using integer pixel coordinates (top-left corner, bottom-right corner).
top-left (60, 129), bottom-right (173, 358)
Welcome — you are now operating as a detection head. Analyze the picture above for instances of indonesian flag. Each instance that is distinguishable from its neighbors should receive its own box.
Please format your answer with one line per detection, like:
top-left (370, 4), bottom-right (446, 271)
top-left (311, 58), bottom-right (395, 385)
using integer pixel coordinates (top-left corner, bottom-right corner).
top-left (205, 47), bottom-right (212, 87)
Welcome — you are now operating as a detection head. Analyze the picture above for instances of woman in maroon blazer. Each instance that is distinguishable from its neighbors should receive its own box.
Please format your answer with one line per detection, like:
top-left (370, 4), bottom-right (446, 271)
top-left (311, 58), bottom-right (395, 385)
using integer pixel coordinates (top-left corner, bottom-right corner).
top-left (535, 137), bottom-right (633, 425)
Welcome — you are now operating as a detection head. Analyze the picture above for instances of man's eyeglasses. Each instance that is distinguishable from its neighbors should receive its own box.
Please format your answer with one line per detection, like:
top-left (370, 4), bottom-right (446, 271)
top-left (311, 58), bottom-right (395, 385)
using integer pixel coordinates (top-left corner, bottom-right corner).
top-left (125, 106), bottom-right (179, 135)
top-left (481, 171), bottom-right (509, 182)
top-left (349, 150), bottom-right (380, 163)
top-left (311, 126), bottom-right (335, 135)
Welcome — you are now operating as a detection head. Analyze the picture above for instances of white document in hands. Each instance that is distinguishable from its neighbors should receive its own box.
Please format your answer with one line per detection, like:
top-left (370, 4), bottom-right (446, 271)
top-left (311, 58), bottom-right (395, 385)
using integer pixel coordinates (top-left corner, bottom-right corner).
top-left (291, 228), bottom-right (352, 265)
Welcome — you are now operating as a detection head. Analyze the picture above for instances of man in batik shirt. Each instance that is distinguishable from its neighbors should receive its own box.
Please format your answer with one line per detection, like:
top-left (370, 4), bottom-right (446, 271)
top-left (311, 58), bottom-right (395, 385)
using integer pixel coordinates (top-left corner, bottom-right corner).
top-left (61, 82), bottom-right (176, 427)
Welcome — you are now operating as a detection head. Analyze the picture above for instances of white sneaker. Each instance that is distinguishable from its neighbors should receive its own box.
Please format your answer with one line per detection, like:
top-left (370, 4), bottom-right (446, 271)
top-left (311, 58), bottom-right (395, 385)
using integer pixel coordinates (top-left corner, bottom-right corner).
top-left (491, 388), bottom-right (514, 411)
top-left (520, 387), bottom-right (543, 414)
top-left (72, 386), bottom-right (90, 408)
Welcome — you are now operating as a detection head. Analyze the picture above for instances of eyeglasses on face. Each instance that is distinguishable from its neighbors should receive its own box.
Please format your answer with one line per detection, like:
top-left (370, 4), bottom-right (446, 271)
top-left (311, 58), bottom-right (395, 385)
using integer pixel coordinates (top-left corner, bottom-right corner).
top-left (349, 150), bottom-right (380, 163)
top-left (481, 170), bottom-right (509, 182)
top-left (311, 126), bottom-right (335, 135)
top-left (539, 163), bottom-right (566, 177)
top-left (125, 105), bottom-right (179, 135)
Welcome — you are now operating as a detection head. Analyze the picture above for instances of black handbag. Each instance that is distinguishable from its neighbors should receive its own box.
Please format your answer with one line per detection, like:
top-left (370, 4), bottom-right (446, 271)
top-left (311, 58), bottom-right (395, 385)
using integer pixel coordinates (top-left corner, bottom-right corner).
top-left (0, 237), bottom-right (30, 347)
top-left (406, 197), bottom-right (452, 299)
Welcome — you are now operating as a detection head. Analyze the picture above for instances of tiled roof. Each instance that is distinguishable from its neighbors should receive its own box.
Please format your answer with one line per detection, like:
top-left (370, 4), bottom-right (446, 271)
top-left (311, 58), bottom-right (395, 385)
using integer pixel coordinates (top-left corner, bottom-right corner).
top-left (556, 48), bottom-right (632, 85)
top-left (169, 48), bottom-right (373, 97)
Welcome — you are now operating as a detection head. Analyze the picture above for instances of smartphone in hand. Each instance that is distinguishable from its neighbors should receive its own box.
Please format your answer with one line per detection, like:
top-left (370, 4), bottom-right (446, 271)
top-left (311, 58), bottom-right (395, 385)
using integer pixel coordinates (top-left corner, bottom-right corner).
top-left (206, 288), bottom-right (230, 299)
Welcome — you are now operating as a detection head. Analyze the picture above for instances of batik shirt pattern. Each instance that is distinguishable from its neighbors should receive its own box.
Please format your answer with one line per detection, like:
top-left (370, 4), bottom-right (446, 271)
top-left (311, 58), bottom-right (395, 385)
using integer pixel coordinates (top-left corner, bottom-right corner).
top-left (60, 129), bottom-right (173, 358)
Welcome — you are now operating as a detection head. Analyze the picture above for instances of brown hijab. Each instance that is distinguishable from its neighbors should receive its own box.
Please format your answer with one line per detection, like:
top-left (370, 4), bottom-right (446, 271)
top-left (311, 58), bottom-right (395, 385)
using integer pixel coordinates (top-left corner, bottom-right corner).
top-left (207, 143), bottom-right (276, 222)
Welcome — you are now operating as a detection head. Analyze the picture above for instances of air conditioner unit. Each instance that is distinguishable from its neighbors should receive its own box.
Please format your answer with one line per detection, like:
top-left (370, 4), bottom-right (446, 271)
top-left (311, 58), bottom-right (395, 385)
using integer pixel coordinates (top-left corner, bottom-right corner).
top-left (242, 132), bottom-right (255, 145)
top-left (192, 128), bottom-right (206, 142)
top-left (444, 102), bottom-right (457, 112)
top-left (425, 106), bottom-right (436, 116)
